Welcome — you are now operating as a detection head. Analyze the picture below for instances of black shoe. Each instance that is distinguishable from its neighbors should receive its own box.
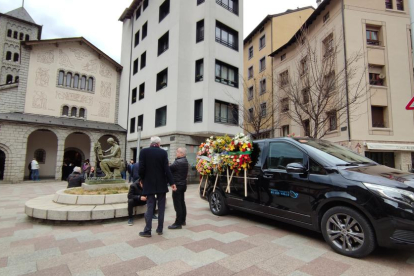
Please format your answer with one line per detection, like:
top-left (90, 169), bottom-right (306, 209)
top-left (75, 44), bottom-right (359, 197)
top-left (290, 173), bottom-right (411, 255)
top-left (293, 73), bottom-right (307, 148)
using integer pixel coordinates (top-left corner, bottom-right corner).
top-left (139, 231), bottom-right (151, 238)
top-left (168, 224), bottom-right (182, 230)
top-left (156, 230), bottom-right (163, 235)
top-left (182, 222), bottom-right (186, 226)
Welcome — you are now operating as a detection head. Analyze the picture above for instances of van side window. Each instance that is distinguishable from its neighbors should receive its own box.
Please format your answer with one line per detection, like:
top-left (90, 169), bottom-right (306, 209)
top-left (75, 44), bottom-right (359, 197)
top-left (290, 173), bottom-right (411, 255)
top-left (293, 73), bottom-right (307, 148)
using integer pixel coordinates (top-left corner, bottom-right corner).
top-left (309, 159), bottom-right (326, 175)
top-left (268, 142), bottom-right (304, 170)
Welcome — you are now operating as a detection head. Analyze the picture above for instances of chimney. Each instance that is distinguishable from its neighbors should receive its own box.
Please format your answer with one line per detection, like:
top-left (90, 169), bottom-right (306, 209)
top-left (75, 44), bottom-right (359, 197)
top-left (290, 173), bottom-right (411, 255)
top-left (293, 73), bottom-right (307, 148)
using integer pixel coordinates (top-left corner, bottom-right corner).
top-left (316, 0), bottom-right (322, 6)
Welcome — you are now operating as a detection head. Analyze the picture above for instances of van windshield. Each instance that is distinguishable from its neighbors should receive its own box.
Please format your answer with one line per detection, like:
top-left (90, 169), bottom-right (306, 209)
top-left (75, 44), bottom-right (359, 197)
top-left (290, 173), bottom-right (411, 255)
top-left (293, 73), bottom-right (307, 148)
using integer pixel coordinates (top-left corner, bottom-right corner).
top-left (295, 139), bottom-right (375, 166)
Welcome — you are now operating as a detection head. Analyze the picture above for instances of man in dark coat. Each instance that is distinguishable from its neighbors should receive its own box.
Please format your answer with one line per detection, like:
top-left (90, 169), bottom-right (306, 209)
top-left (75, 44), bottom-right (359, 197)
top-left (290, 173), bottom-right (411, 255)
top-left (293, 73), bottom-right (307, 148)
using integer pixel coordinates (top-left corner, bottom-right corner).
top-left (127, 179), bottom-right (147, 225)
top-left (67, 167), bottom-right (84, 188)
top-left (138, 136), bottom-right (175, 237)
top-left (168, 148), bottom-right (189, 229)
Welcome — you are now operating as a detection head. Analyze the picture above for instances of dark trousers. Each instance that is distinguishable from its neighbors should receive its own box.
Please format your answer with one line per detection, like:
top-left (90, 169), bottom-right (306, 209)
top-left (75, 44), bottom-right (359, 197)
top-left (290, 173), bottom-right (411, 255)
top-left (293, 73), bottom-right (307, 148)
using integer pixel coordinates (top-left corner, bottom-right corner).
top-left (128, 198), bottom-right (146, 219)
top-left (144, 193), bottom-right (166, 233)
top-left (172, 185), bottom-right (187, 225)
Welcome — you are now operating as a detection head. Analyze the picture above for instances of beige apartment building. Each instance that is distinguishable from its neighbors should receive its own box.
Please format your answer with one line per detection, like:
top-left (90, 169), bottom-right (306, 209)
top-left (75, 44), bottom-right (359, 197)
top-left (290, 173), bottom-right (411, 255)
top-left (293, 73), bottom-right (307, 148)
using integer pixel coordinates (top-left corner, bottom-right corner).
top-left (243, 7), bottom-right (314, 139)
top-left (270, 0), bottom-right (414, 171)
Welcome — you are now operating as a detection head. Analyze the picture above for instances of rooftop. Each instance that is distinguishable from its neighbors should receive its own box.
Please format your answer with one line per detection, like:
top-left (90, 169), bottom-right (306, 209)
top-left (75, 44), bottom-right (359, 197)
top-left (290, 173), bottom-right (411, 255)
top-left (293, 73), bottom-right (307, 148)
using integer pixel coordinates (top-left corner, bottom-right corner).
top-left (5, 7), bottom-right (36, 24)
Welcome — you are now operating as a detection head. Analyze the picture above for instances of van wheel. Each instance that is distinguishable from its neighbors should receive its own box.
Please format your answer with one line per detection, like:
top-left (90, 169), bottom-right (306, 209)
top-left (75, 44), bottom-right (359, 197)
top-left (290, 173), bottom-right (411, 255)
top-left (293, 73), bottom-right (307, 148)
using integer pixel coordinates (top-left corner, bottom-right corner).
top-left (321, 206), bottom-right (375, 258)
top-left (209, 191), bottom-right (228, 216)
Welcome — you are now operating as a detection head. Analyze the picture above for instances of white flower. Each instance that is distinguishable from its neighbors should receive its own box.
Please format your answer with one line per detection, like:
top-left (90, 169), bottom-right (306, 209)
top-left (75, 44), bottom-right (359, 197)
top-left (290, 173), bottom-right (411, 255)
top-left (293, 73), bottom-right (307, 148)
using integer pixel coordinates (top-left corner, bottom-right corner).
top-left (209, 149), bottom-right (214, 153)
top-left (234, 140), bottom-right (239, 145)
top-left (247, 148), bottom-right (250, 151)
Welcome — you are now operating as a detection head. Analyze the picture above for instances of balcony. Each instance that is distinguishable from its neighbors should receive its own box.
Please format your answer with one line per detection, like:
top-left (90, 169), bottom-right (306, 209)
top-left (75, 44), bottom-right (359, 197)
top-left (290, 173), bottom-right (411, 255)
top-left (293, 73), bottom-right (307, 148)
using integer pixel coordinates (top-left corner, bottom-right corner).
top-left (215, 116), bottom-right (238, 125)
top-left (216, 0), bottom-right (238, 15)
top-left (215, 37), bottom-right (238, 51)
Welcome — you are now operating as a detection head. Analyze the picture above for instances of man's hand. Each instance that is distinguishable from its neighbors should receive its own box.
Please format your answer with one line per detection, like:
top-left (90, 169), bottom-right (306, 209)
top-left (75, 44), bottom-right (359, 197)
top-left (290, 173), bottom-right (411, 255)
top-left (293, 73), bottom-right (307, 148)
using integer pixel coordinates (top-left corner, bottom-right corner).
top-left (141, 196), bottom-right (147, 201)
top-left (171, 184), bottom-right (177, 192)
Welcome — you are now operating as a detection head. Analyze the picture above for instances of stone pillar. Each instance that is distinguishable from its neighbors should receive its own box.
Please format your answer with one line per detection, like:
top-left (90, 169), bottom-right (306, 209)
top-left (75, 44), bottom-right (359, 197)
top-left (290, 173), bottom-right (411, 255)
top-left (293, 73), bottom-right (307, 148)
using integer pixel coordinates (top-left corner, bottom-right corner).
top-left (395, 152), bottom-right (412, 172)
top-left (89, 140), bottom-right (96, 168)
top-left (55, 137), bottom-right (65, 180)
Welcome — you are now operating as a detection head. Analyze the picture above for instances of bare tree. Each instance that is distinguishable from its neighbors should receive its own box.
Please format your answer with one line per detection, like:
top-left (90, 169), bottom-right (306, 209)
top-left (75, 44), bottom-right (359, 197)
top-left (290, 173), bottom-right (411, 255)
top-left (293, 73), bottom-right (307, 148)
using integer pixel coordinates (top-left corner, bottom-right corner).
top-left (275, 28), bottom-right (368, 139)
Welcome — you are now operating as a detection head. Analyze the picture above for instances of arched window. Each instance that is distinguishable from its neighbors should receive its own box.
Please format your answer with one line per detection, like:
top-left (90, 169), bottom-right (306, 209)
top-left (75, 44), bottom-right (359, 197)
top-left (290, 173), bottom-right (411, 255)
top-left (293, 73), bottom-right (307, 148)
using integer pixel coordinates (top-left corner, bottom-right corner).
top-left (19, 33), bottom-right (24, 40)
top-left (58, 71), bottom-right (64, 85)
top-left (79, 108), bottom-right (86, 118)
top-left (66, 72), bottom-right (72, 87)
top-left (25, 34), bottom-right (30, 41)
top-left (6, 75), bottom-right (13, 84)
top-left (13, 31), bottom-right (18, 39)
top-left (15, 76), bottom-right (19, 83)
top-left (73, 74), bottom-right (79, 89)
top-left (34, 149), bottom-right (46, 164)
top-left (6, 51), bottom-right (12, 60)
top-left (13, 53), bottom-right (19, 62)
top-left (62, 106), bottom-right (69, 116)
top-left (81, 76), bottom-right (86, 90)
top-left (87, 77), bottom-right (93, 91)
top-left (71, 107), bottom-right (77, 117)
top-left (7, 29), bottom-right (12, 37)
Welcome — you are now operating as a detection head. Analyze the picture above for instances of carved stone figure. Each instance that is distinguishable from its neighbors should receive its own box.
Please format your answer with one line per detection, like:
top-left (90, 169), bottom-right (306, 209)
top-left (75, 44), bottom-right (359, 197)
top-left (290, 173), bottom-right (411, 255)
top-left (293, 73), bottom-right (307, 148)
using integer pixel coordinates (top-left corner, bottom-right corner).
top-left (94, 138), bottom-right (124, 179)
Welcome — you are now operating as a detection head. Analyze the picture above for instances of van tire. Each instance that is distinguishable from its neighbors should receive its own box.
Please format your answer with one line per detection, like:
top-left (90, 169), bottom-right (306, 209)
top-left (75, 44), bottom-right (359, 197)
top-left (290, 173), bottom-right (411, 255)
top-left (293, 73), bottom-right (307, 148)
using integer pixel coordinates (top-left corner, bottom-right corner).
top-left (209, 190), bottom-right (228, 216)
top-left (321, 206), bottom-right (376, 258)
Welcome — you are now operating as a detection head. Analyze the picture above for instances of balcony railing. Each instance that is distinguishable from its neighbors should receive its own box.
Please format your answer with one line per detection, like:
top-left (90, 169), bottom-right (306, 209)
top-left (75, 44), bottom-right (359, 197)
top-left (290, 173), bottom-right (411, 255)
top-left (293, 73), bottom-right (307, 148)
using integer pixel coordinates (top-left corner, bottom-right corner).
top-left (215, 37), bottom-right (238, 51)
top-left (385, 2), bottom-right (392, 9)
top-left (216, 0), bottom-right (238, 15)
top-left (215, 116), bottom-right (238, 125)
top-left (397, 3), bottom-right (404, 10)
top-left (367, 39), bottom-right (380, 46)
top-left (370, 79), bottom-right (384, 86)
top-left (194, 115), bottom-right (203, 122)
top-left (372, 122), bottom-right (386, 128)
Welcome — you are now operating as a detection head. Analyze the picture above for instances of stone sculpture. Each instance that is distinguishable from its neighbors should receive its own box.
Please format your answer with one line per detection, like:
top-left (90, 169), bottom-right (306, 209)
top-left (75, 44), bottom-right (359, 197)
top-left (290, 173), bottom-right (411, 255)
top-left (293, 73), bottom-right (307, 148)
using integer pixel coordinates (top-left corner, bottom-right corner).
top-left (94, 138), bottom-right (124, 179)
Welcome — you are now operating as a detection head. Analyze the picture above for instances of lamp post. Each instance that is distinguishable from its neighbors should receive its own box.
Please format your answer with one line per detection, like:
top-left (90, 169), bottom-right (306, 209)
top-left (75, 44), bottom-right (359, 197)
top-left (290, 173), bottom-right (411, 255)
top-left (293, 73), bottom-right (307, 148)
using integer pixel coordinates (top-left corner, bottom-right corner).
top-left (410, 0), bottom-right (414, 65)
top-left (136, 126), bottom-right (142, 161)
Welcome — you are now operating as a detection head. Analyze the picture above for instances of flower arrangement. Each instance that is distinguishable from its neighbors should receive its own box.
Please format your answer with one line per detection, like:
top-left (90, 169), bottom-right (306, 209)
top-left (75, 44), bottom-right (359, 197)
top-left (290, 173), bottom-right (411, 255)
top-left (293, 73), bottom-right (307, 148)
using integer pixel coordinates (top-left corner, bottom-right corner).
top-left (196, 158), bottom-right (213, 176)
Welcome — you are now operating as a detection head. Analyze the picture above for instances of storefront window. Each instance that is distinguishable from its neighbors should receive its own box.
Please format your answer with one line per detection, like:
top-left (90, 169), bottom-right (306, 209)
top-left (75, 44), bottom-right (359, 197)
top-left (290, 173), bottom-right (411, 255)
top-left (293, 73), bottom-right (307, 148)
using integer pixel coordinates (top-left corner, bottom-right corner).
top-left (365, 152), bottom-right (395, 168)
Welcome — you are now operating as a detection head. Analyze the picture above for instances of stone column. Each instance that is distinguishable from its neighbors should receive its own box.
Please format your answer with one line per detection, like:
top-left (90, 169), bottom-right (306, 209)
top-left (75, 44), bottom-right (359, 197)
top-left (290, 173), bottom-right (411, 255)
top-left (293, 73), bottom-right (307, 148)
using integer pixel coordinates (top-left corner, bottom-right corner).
top-left (89, 140), bottom-right (96, 168)
top-left (55, 137), bottom-right (65, 180)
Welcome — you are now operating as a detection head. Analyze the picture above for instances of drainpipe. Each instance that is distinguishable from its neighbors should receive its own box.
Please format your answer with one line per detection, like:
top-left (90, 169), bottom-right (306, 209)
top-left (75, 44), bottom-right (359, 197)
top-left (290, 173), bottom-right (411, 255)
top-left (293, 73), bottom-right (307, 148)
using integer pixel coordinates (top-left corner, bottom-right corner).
top-left (341, 0), bottom-right (351, 142)
top-left (271, 18), bottom-right (275, 137)
top-left (409, 0), bottom-right (414, 66)
top-left (125, 17), bottom-right (134, 161)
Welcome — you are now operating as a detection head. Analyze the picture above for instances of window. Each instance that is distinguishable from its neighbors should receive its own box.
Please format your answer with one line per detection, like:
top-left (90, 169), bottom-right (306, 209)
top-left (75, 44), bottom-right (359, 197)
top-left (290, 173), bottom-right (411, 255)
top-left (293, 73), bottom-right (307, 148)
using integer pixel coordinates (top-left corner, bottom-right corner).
top-left (139, 82), bottom-right (145, 100)
top-left (194, 99), bottom-right (203, 122)
top-left (281, 54), bottom-right (286, 61)
top-left (13, 31), bottom-right (18, 39)
top-left (25, 34), bottom-right (30, 41)
top-left (34, 149), bottom-right (46, 164)
top-left (13, 53), bottom-right (19, 62)
top-left (66, 73), bottom-right (72, 87)
top-left (215, 100), bottom-right (238, 125)
top-left (323, 12), bottom-right (330, 23)
top-left (260, 79), bottom-right (266, 94)
top-left (259, 57), bottom-right (266, 72)
top-left (323, 33), bottom-right (334, 57)
top-left (143, 0), bottom-right (149, 10)
top-left (79, 108), bottom-right (86, 118)
top-left (259, 35), bottom-right (266, 50)
top-left (385, 0), bottom-right (393, 9)
top-left (396, 0), bottom-right (404, 10)
top-left (140, 52), bottom-right (146, 69)
top-left (158, 31), bottom-right (169, 56)
top-left (62, 106), bottom-right (69, 116)
top-left (133, 58), bottom-right (138, 75)
top-left (300, 57), bottom-right (308, 76)
top-left (216, 0), bottom-right (239, 15)
top-left (268, 142), bottom-right (304, 170)
top-left (19, 33), bottom-right (24, 40)
top-left (302, 88), bottom-right (310, 104)
top-left (281, 98), bottom-right (289, 112)
top-left (6, 75), bottom-right (13, 84)
top-left (138, 115), bottom-right (144, 131)
top-left (73, 74), bottom-right (79, 88)
top-left (142, 22), bottom-right (148, 40)
top-left (327, 111), bottom-right (337, 131)
top-left (7, 29), bottom-right (12, 37)
top-left (136, 6), bottom-right (141, 20)
top-left (134, 30), bottom-right (140, 47)
top-left (81, 76), bottom-right (87, 90)
top-left (197, 0), bottom-right (205, 5)
top-left (366, 30), bottom-right (379, 46)
top-left (58, 71), bottom-right (64, 85)
top-left (155, 106), bottom-right (167, 127)
top-left (5, 51), bottom-right (11, 61)
top-left (248, 86), bottom-right (253, 100)
top-left (248, 46), bottom-right (253, 59)
top-left (71, 107), bottom-right (77, 117)
top-left (372, 106), bottom-right (386, 128)
top-left (130, 117), bottom-right (136, 133)
top-left (260, 102), bottom-right (267, 117)
top-left (156, 68), bottom-right (168, 91)
top-left (303, 119), bottom-right (310, 136)
top-left (281, 125), bottom-right (290, 137)
top-left (215, 21), bottom-right (238, 51)
top-left (215, 60), bottom-right (239, 87)
top-left (248, 66), bottom-right (253, 79)
top-left (195, 59), bottom-right (204, 82)
top-left (280, 70), bottom-right (289, 86)
top-left (369, 72), bottom-right (385, 86)
top-left (132, 88), bottom-right (137, 104)
top-left (248, 108), bottom-right (254, 122)
top-left (159, 0), bottom-right (170, 22)
top-left (196, 20), bottom-right (204, 43)
top-left (325, 72), bottom-right (336, 93)
top-left (15, 76), bottom-right (19, 83)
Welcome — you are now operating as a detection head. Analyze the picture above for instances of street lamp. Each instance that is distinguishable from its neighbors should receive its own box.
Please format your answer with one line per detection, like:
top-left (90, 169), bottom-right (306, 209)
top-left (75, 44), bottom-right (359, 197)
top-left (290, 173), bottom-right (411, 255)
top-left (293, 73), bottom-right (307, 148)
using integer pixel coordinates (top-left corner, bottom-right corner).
top-left (136, 126), bottom-right (142, 161)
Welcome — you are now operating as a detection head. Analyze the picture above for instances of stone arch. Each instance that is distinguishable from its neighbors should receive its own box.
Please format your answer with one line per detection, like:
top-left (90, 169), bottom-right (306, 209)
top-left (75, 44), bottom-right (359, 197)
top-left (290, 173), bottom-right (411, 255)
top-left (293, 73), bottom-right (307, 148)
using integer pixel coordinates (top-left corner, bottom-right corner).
top-left (0, 143), bottom-right (12, 181)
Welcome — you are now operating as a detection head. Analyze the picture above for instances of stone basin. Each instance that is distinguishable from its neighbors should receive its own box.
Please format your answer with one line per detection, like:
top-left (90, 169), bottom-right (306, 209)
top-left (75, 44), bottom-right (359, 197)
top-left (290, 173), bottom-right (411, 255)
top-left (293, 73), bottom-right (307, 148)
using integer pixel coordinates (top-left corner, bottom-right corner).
top-left (53, 189), bottom-right (128, 205)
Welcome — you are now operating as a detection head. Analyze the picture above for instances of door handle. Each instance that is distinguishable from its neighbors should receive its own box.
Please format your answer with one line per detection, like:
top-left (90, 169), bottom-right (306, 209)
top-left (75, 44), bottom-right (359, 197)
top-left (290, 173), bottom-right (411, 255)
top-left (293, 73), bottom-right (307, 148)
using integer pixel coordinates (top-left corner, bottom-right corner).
top-left (263, 174), bottom-right (273, 179)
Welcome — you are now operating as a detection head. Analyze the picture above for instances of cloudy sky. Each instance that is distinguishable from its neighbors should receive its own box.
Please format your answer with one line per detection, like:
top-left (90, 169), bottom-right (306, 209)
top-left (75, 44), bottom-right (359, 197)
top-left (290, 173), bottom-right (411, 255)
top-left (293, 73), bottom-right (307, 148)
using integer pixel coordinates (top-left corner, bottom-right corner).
top-left (0, 0), bottom-right (315, 63)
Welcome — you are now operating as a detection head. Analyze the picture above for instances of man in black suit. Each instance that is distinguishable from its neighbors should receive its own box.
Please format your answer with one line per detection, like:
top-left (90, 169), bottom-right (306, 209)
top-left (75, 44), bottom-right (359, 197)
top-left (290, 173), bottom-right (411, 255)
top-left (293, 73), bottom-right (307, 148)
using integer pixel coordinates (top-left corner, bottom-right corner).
top-left (139, 136), bottom-right (176, 237)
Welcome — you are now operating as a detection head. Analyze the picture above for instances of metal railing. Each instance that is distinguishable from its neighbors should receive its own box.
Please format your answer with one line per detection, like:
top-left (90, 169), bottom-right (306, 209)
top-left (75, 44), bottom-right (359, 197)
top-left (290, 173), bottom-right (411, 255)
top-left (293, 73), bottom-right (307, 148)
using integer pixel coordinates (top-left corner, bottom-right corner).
top-left (215, 37), bottom-right (238, 51)
top-left (367, 39), bottom-right (381, 46)
top-left (216, 0), bottom-right (238, 15)
top-left (215, 116), bottom-right (238, 125)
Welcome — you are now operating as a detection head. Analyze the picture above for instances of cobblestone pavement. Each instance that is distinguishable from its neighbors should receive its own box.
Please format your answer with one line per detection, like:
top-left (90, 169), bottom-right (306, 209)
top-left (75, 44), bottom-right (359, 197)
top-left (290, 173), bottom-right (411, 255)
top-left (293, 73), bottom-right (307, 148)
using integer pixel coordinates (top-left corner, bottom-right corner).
top-left (0, 182), bottom-right (413, 276)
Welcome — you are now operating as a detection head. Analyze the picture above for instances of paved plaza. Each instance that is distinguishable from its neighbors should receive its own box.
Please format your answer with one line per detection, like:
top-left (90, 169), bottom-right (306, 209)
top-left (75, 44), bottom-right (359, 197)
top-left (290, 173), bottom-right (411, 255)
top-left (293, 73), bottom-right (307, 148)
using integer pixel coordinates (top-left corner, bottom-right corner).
top-left (0, 182), bottom-right (413, 276)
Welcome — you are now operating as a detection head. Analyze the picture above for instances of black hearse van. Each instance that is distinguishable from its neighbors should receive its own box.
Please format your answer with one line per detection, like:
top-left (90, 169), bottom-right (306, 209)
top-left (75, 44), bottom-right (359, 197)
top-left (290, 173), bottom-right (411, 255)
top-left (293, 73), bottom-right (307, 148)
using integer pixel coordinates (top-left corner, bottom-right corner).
top-left (200, 138), bottom-right (414, 257)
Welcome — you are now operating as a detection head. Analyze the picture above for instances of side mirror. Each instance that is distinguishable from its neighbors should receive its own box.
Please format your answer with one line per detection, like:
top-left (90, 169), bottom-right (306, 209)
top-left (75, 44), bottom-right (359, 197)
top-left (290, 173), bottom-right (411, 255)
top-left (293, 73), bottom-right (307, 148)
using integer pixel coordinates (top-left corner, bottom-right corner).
top-left (286, 163), bottom-right (307, 174)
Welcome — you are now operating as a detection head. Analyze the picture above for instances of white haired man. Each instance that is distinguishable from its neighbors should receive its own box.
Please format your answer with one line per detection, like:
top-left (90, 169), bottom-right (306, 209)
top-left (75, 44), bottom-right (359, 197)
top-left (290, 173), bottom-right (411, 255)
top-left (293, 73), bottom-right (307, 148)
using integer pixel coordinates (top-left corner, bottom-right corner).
top-left (168, 148), bottom-right (189, 229)
top-left (138, 136), bottom-right (176, 237)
